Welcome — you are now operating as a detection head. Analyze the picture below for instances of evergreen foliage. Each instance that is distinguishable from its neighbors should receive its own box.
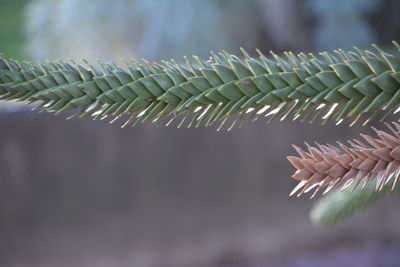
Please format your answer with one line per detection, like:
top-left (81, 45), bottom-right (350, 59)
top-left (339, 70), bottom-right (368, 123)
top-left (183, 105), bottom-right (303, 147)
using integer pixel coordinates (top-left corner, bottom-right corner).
top-left (311, 178), bottom-right (397, 226)
top-left (287, 122), bottom-right (400, 197)
top-left (1, 42), bottom-right (400, 130)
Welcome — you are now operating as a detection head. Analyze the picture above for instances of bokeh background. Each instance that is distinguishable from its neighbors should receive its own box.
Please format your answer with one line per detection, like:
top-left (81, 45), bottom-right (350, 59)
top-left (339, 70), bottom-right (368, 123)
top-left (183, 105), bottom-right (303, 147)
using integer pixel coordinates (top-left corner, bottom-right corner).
top-left (1, 0), bottom-right (400, 266)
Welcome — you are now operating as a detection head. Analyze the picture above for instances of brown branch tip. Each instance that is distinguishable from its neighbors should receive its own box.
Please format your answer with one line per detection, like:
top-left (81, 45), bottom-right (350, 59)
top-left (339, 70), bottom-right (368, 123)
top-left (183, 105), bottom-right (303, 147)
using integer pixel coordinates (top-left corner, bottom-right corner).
top-left (287, 122), bottom-right (400, 198)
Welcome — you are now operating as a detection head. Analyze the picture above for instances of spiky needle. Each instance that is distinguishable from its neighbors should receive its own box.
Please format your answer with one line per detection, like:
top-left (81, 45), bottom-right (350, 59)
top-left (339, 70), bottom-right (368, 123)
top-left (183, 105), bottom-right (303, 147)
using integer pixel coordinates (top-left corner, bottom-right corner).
top-left (1, 42), bottom-right (400, 130)
top-left (288, 122), bottom-right (400, 198)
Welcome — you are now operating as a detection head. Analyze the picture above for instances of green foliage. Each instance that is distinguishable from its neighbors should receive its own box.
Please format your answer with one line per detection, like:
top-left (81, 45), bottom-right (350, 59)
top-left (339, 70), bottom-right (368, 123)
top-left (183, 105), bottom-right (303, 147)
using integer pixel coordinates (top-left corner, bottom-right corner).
top-left (0, 0), bottom-right (31, 59)
top-left (310, 178), bottom-right (398, 226)
top-left (1, 43), bottom-right (400, 130)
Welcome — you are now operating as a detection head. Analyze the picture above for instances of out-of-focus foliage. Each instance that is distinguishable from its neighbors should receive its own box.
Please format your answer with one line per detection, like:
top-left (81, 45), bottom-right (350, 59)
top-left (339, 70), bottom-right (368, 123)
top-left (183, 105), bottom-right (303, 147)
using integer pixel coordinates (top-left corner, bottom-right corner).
top-left (24, 0), bottom-right (400, 62)
top-left (25, 0), bottom-right (400, 63)
top-left (24, 0), bottom-right (261, 61)
top-left (306, 0), bottom-right (380, 49)
top-left (311, 179), bottom-right (398, 226)
top-left (0, 0), bottom-right (31, 58)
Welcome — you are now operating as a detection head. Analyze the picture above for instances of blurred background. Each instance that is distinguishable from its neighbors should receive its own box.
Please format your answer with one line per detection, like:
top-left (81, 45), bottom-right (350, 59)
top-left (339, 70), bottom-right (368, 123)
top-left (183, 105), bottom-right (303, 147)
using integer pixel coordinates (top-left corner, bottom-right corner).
top-left (1, 0), bottom-right (400, 266)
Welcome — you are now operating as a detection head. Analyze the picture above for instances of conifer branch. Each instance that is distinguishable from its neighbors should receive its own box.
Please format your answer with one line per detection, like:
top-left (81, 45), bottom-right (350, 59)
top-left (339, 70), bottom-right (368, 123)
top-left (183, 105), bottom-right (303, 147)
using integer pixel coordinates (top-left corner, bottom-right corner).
top-left (310, 178), bottom-right (398, 226)
top-left (287, 122), bottom-right (400, 198)
top-left (1, 42), bottom-right (400, 129)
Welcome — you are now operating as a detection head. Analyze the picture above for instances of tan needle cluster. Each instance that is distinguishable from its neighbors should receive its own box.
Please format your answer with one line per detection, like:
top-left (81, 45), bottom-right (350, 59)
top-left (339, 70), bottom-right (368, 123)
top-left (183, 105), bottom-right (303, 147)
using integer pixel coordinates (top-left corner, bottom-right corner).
top-left (287, 122), bottom-right (400, 198)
